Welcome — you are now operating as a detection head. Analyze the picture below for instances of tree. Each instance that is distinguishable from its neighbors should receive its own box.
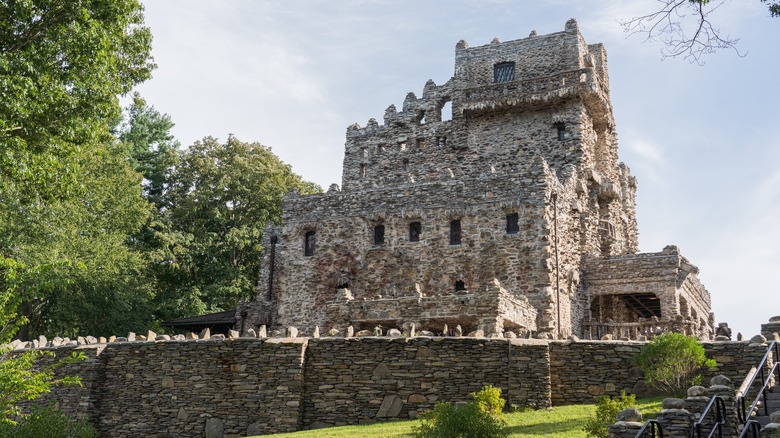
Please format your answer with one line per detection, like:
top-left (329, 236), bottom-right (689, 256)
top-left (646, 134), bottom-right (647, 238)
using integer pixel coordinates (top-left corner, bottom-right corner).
top-left (0, 142), bottom-right (154, 339)
top-left (0, 0), bottom-right (154, 198)
top-left (634, 332), bottom-right (716, 396)
top-left (154, 136), bottom-right (320, 318)
top-left (619, 0), bottom-right (779, 64)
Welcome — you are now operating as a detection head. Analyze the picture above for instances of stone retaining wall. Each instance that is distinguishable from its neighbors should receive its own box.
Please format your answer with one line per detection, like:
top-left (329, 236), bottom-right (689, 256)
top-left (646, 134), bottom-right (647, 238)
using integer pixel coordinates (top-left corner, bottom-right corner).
top-left (9, 337), bottom-right (771, 436)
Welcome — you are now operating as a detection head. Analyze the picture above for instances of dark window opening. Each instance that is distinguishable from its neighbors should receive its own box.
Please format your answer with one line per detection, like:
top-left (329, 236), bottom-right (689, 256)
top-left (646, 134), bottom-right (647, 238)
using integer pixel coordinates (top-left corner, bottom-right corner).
top-left (506, 213), bottom-right (519, 234)
top-left (373, 224), bottom-right (385, 245)
top-left (450, 220), bottom-right (462, 245)
top-left (556, 123), bottom-right (565, 141)
top-left (494, 62), bottom-right (515, 83)
top-left (436, 136), bottom-right (447, 147)
top-left (455, 280), bottom-right (466, 291)
top-left (337, 282), bottom-right (349, 289)
top-left (409, 222), bottom-right (421, 242)
top-left (416, 138), bottom-right (425, 150)
top-left (304, 231), bottom-right (316, 256)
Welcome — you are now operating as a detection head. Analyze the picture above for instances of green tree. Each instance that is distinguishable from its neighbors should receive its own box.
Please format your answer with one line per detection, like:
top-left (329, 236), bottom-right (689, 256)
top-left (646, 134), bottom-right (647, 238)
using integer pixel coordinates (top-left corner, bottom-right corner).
top-left (0, 0), bottom-right (154, 198)
top-left (0, 142), bottom-right (154, 339)
top-left (634, 332), bottom-right (716, 396)
top-left (0, 347), bottom-right (85, 425)
top-left (619, 0), bottom-right (779, 63)
top-left (413, 385), bottom-right (509, 438)
top-left (155, 135), bottom-right (320, 317)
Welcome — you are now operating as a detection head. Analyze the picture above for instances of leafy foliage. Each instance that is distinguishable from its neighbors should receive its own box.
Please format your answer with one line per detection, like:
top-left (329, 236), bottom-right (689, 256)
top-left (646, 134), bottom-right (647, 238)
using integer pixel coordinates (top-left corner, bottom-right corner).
top-left (0, 347), bottom-right (85, 425)
top-left (583, 391), bottom-right (636, 438)
top-left (0, 0), bottom-right (154, 198)
top-left (147, 135), bottom-right (321, 319)
top-left (413, 385), bottom-right (509, 438)
top-left (0, 142), bottom-right (154, 339)
top-left (0, 404), bottom-right (97, 438)
top-left (634, 332), bottom-right (716, 396)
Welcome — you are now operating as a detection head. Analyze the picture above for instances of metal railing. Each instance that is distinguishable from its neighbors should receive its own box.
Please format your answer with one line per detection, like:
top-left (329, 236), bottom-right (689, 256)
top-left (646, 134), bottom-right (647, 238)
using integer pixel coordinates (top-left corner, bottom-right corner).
top-left (693, 395), bottom-right (727, 438)
top-left (634, 419), bottom-right (664, 438)
top-left (737, 419), bottom-right (761, 438)
top-left (735, 341), bottom-right (779, 426)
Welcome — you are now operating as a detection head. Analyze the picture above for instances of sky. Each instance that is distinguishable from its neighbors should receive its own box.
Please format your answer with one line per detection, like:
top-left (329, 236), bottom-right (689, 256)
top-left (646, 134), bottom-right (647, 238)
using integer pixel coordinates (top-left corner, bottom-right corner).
top-left (134, 0), bottom-right (780, 338)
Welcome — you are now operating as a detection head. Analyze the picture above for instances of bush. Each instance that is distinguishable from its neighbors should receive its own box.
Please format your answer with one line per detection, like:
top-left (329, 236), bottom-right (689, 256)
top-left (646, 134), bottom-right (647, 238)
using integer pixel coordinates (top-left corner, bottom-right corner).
top-left (412, 385), bottom-right (509, 438)
top-left (583, 391), bottom-right (636, 438)
top-left (0, 405), bottom-right (97, 438)
top-left (634, 332), bottom-right (716, 396)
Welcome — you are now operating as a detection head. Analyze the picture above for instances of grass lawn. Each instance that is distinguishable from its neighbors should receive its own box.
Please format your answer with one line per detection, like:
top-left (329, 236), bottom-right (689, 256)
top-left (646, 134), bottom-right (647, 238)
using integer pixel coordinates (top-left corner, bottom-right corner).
top-left (261, 397), bottom-right (664, 438)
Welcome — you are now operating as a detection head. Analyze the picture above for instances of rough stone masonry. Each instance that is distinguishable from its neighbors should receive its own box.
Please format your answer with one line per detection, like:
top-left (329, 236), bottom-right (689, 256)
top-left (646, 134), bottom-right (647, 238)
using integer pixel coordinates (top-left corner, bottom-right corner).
top-left (237, 19), bottom-right (715, 341)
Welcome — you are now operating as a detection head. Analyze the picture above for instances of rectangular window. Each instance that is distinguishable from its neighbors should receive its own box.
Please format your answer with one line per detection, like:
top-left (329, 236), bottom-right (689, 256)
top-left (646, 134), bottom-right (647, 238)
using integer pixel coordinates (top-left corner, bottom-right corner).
top-left (506, 213), bottom-right (519, 234)
top-left (374, 225), bottom-right (385, 245)
top-left (556, 124), bottom-right (565, 141)
top-left (449, 220), bottom-right (462, 245)
top-left (409, 222), bottom-right (421, 242)
top-left (493, 62), bottom-right (515, 83)
top-left (304, 231), bottom-right (316, 256)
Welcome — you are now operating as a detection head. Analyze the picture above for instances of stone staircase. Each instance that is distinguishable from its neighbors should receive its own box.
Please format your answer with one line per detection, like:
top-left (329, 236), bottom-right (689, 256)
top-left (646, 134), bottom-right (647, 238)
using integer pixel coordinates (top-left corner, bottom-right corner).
top-left (750, 387), bottom-right (780, 428)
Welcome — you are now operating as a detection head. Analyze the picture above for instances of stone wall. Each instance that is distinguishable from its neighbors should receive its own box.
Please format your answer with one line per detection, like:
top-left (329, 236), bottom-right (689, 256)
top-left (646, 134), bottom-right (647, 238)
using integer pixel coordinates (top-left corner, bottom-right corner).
top-left (301, 337), bottom-right (550, 428)
top-left (12, 336), bottom-right (770, 436)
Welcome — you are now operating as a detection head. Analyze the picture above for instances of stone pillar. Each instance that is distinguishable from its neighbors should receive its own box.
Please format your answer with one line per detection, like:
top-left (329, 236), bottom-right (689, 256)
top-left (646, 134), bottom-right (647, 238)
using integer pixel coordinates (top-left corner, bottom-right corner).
top-left (707, 375), bottom-right (738, 437)
top-left (656, 398), bottom-right (694, 438)
top-left (761, 315), bottom-right (780, 340)
top-left (607, 408), bottom-right (643, 438)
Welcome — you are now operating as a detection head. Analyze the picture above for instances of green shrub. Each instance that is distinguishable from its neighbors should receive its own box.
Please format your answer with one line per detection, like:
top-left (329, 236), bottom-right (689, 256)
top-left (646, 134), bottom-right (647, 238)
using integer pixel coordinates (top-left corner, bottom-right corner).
top-left (0, 405), bottom-right (97, 438)
top-left (412, 385), bottom-right (509, 438)
top-left (634, 332), bottom-right (716, 396)
top-left (583, 391), bottom-right (636, 438)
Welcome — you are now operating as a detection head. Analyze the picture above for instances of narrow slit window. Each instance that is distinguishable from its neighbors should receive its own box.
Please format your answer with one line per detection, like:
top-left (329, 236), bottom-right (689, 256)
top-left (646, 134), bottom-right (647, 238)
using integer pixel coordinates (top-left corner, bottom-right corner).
top-left (556, 123), bottom-right (565, 141)
top-left (493, 62), bottom-right (515, 83)
top-left (450, 220), bottom-right (462, 245)
top-left (506, 213), bottom-right (519, 235)
top-left (304, 231), bottom-right (316, 256)
top-left (409, 222), bottom-right (421, 242)
top-left (373, 224), bottom-right (385, 245)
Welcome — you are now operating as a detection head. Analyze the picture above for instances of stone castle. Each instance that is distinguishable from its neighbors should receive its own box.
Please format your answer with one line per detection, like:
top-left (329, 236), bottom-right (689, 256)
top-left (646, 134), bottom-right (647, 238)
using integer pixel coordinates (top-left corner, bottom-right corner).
top-left (238, 19), bottom-right (714, 341)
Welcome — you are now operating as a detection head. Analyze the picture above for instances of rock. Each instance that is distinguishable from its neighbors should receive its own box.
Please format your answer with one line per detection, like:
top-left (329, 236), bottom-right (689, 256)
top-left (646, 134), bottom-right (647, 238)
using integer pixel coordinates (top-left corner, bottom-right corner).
top-left (108, 336), bottom-right (116, 343)
top-left (258, 325), bottom-right (267, 337)
top-left (714, 335), bottom-right (730, 341)
top-left (114, 337), bottom-right (128, 342)
top-left (127, 332), bottom-right (136, 342)
top-left (177, 407), bottom-right (188, 420)
top-left (442, 324), bottom-right (448, 336)
top-left (77, 336), bottom-right (86, 345)
top-left (138, 335), bottom-right (147, 341)
top-left (373, 326), bottom-right (382, 336)
top-left (387, 329), bottom-right (402, 337)
top-left (98, 336), bottom-right (107, 343)
top-left (247, 422), bottom-right (263, 435)
top-left (356, 330), bottom-right (372, 337)
top-left (312, 326), bottom-right (320, 338)
top-left (85, 335), bottom-right (98, 344)
top-left (750, 334), bottom-right (767, 344)
top-left (51, 337), bottom-right (63, 347)
top-left (408, 394), bottom-right (427, 403)
top-left (173, 334), bottom-right (185, 341)
top-left (409, 323), bottom-right (416, 337)
top-left (327, 328), bottom-right (339, 337)
top-left (710, 375), bottom-right (731, 387)
top-left (38, 335), bottom-right (48, 347)
top-left (616, 407), bottom-right (642, 422)
top-left (270, 329), bottom-right (283, 337)
top-left (662, 398), bottom-right (685, 410)
top-left (736, 332), bottom-right (743, 341)
top-left (373, 362), bottom-right (391, 377)
top-left (204, 418), bottom-right (224, 438)
top-left (228, 330), bottom-right (240, 339)
top-left (376, 394), bottom-right (404, 418)
top-left (419, 330), bottom-right (435, 337)
top-left (32, 340), bottom-right (39, 348)
top-left (469, 329), bottom-right (485, 338)
top-left (199, 328), bottom-right (211, 339)
top-left (211, 334), bottom-right (225, 340)
top-left (601, 334), bottom-right (613, 341)
top-left (455, 325), bottom-right (463, 337)
top-left (244, 328), bottom-right (257, 338)
top-left (770, 410), bottom-right (780, 424)
top-left (687, 386), bottom-right (708, 397)
top-left (287, 326), bottom-right (298, 338)
top-left (146, 330), bottom-right (157, 341)
top-left (567, 334), bottom-right (579, 342)
top-left (155, 335), bottom-right (171, 341)
top-left (186, 332), bottom-right (198, 340)
top-left (505, 331), bottom-right (517, 339)
top-left (346, 326), bottom-right (354, 338)
top-left (770, 315), bottom-right (780, 323)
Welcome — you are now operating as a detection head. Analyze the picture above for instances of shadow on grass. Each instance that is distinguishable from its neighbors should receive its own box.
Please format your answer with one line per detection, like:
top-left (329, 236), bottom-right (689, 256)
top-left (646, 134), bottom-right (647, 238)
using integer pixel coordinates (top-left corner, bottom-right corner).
top-left (505, 417), bottom-right (586, 435)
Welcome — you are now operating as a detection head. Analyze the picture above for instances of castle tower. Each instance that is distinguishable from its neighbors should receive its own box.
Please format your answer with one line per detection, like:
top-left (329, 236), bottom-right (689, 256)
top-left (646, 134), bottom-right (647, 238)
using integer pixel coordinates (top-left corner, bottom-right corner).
top-left (238, 20), bottom-right (713, 341)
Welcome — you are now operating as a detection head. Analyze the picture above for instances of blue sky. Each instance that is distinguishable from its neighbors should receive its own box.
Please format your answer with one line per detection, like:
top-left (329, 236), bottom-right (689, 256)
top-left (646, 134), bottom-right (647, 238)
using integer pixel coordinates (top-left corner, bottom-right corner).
top-left (135, 0), bottom-right (780, 338)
